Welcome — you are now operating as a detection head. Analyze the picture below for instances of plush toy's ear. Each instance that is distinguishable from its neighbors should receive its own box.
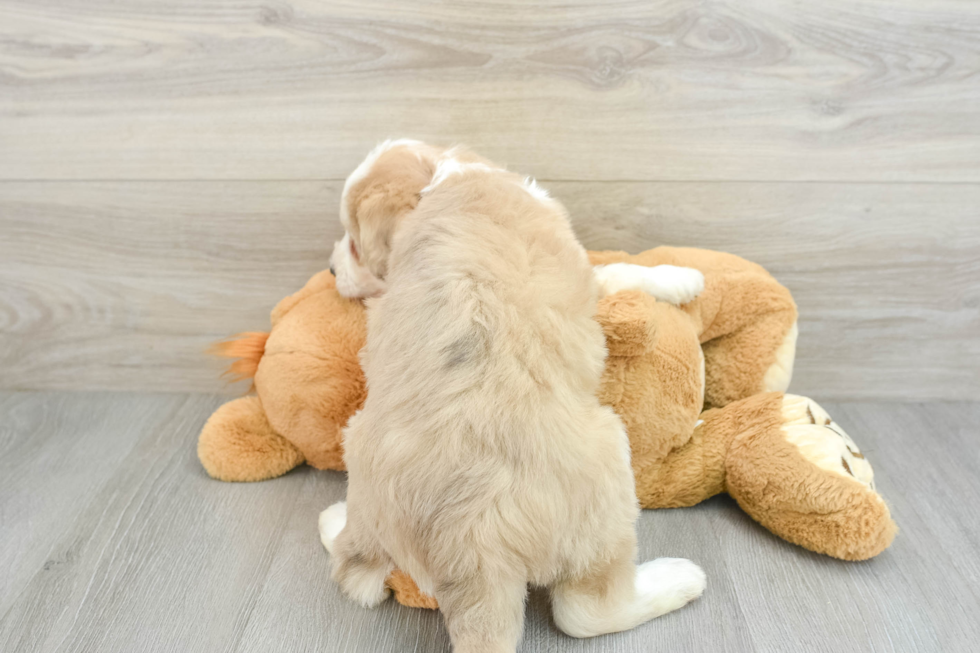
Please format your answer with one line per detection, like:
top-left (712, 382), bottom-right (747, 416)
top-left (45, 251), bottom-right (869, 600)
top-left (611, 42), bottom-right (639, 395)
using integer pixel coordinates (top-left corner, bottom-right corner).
top-left (596, 290), bottom-right (661, 356)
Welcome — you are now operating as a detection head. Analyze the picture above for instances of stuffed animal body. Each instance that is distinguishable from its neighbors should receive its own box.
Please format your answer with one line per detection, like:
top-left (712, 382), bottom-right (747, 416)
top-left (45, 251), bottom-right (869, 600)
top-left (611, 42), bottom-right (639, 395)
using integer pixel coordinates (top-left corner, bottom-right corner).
top-left (198, 247), bottom-right (896, 608)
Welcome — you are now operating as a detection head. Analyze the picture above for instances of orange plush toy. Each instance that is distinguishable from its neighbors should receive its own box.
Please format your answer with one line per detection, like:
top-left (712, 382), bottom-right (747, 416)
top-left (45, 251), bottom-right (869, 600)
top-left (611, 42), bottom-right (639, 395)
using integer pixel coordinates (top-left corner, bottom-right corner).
top-left (198, 247), bottom-right (896, 608)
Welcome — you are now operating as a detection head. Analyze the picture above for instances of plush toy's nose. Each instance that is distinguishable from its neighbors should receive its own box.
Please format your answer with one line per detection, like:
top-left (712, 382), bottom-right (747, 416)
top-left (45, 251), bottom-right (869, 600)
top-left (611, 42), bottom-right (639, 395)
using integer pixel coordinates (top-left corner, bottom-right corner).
top-left (329, 264), bottom-right (336, 276)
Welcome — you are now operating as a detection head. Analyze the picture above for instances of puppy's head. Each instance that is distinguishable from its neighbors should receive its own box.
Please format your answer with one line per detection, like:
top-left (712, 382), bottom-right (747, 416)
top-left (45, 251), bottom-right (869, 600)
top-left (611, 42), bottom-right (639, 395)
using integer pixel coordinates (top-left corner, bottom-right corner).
top-left (330, 139), bottom-right (442, 298)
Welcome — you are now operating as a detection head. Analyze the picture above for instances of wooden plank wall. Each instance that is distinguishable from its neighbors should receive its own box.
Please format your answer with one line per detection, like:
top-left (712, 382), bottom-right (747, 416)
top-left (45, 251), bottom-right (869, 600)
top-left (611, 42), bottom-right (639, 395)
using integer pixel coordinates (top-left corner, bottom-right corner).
top-left (1, 0), bottom-right (978, 399)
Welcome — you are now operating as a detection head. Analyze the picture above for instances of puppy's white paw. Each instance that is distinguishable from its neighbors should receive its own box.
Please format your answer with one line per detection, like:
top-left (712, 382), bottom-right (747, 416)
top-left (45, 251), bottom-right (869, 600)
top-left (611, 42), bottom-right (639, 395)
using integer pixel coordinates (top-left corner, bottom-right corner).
top-left (641, 266), bottom-right (705, 305)
top-left (319, 501), bottom-right (347, 554)
top-left (338, 561), bottom-right (392, 608)
top-left (635, 557), bottom-right (706, 616)
top-left (594, 262), bottom-right (656, 296)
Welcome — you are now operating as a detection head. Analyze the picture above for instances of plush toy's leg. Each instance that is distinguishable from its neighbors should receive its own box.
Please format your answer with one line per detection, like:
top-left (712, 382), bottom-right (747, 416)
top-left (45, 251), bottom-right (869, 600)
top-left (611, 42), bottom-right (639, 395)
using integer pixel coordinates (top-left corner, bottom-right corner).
top-left (198, 396), bottom-right (304, 482)
top-left (634, 392), bottom-right (780, 509)
top-left (321, 501), bottom-right (394, 608)
top-left (725, 393), bottom-right (897, 561)
top-left (761, 321), bottom-right (797, 394)
top-left (550, 535), bottom-right (705, 638)
top-left (702, 313), bottom-right (797, 407)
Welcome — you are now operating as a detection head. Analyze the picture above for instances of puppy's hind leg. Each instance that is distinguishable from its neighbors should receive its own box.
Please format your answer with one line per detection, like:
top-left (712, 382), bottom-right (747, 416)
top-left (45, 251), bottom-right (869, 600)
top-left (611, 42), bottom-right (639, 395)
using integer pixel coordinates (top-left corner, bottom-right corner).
top-left (550, 535), bottom-right (706, 638)
top-left (436, 566), bottom-right (528, 653)
top-left (319, 501), bottom-right (393, 608)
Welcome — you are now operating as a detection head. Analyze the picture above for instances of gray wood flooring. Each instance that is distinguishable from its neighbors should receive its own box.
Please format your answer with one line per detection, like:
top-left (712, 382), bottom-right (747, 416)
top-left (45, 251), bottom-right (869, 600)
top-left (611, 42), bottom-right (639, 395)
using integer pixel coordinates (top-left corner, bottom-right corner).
top-left (1, 391), bottom-right (977, 652)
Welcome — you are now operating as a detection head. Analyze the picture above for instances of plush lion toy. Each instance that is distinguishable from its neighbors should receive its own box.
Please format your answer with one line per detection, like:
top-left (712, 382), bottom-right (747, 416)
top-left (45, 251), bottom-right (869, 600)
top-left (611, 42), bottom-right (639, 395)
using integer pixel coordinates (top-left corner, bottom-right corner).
top-left (198, 246), bottom-right (896, 609)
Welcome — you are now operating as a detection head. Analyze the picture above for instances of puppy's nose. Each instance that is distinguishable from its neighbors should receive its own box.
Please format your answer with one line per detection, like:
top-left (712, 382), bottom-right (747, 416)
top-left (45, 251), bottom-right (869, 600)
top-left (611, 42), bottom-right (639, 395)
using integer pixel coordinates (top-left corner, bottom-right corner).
top-left (329, 264), bottom-right (336, 276)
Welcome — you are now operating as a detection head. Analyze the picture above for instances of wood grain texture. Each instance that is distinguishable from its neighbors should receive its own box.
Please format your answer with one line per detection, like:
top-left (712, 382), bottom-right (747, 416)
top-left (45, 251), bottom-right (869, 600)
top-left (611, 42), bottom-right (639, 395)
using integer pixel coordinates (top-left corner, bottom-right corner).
top-left (0, 392), bottom-right (290, 653)
top-left (2, 180), bottom-right (977, 399)
top-left (0, 392), bottom-right (193, 619)
top-left (2, 0), bottom-right (980, 181)
top-left (1, 392), bottom-right (979, 652)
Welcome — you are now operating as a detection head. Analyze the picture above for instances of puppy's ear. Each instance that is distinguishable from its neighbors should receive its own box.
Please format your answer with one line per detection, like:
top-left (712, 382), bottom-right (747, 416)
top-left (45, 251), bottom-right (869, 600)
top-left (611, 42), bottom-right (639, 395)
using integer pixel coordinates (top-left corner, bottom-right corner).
top-left (351, 144), bottom-right (439, 279)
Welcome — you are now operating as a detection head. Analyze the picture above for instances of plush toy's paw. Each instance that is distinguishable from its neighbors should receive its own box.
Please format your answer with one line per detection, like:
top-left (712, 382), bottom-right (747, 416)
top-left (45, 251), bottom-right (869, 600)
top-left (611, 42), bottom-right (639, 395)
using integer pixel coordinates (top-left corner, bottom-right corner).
top-left (638, 265), bottom-right (705, 305)
top-left (197, 396), bottom-right (305, 482)
top-left (781, 395), bottom-right (875, 489)
top-left (725, 393), bottom-right (897, 561)
top-left (635, 558), bottom-right (707, 616)
top-left (319, 501), bottom-right (347, 554)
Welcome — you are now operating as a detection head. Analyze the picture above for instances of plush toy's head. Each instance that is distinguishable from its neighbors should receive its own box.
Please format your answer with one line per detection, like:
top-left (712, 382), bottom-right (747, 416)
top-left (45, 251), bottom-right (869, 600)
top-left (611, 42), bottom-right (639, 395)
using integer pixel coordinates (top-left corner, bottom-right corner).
top-left (259, 271), bottom-right (366, 470)
top-left (199, 270), bottom-right (365, 480)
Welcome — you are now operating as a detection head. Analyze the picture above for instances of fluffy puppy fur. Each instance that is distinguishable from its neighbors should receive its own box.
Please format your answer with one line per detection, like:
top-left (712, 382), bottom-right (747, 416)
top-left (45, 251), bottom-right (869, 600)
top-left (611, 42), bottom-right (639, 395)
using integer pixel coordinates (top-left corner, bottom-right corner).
top-left (323, 140), bottom-right (706, 652)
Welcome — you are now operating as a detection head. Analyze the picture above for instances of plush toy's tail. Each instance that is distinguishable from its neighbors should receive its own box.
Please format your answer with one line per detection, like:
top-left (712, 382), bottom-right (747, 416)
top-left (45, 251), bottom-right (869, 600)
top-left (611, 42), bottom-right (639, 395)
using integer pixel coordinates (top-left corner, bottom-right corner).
top-left (209, 332), bottom-right (269, 382)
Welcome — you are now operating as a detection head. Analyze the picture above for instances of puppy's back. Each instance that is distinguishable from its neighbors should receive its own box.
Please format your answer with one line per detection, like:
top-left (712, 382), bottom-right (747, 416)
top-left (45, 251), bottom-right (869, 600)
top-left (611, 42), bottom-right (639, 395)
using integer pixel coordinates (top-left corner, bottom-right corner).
top-left (345, 164), bottom-right (634, 589)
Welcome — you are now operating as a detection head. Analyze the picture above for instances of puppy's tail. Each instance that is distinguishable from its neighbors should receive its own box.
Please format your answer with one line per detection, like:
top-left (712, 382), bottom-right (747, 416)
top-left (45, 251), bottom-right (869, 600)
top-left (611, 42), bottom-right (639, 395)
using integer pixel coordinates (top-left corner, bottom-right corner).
top-left (209, 332), bottom-right (269, 382)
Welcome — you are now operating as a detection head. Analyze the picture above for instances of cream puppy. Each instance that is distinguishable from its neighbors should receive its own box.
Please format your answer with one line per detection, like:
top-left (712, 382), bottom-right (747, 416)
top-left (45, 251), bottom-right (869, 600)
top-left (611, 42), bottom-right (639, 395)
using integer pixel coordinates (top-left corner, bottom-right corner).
top-left (322, 141), bottom-right (706, 652)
